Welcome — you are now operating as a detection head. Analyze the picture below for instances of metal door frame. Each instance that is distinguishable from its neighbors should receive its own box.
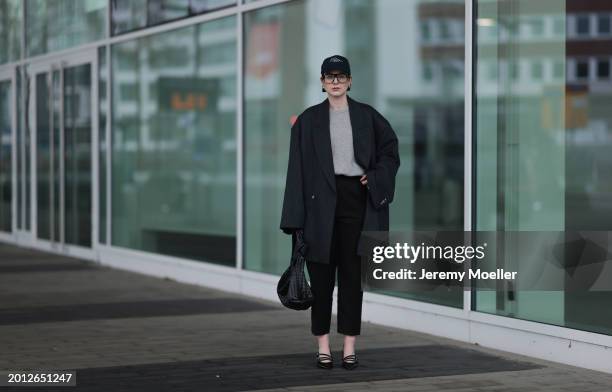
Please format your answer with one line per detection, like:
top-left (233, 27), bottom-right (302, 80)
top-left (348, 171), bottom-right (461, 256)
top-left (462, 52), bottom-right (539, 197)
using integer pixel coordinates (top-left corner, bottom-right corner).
top-left (28, 48), bottom-right (98, 260)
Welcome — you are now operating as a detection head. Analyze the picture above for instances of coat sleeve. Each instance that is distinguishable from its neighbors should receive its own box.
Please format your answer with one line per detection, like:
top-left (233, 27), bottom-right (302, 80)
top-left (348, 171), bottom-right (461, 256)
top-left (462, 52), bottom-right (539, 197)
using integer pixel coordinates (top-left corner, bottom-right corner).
top-left (365, 108), bottom-right (400, 210)
top-left (279, 116), bottom-right (305, 235)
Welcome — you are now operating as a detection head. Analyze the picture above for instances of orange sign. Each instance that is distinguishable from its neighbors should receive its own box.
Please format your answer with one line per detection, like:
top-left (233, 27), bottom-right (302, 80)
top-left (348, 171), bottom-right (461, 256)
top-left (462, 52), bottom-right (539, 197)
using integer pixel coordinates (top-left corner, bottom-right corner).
top-left (171, 93), bottom-right (208, 111)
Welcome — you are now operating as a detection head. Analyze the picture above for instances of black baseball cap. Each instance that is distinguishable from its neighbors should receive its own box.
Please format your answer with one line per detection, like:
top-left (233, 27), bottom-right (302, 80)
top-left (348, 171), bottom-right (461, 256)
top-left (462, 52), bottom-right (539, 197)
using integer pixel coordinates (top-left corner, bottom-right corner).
top-left (321, 55), bottom-right (351, 76)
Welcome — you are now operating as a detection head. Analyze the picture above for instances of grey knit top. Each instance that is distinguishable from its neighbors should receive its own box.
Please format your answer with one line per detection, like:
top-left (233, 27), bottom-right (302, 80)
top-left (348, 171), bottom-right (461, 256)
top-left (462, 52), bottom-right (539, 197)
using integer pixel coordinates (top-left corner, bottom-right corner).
top-left (329, 105), bottom-right (365, 176)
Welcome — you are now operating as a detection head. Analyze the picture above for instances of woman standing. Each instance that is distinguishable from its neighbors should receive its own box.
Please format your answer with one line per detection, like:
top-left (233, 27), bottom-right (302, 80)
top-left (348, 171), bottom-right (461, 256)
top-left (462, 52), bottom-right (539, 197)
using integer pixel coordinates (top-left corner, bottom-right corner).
top-left (280, 55), bottom-right (400, 370)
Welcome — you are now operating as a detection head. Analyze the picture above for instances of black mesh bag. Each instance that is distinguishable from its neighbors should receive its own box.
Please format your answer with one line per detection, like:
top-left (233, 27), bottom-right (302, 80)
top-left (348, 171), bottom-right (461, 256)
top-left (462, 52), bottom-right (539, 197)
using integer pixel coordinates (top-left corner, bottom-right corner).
top-left (277, 230), bottom-right (314, 310)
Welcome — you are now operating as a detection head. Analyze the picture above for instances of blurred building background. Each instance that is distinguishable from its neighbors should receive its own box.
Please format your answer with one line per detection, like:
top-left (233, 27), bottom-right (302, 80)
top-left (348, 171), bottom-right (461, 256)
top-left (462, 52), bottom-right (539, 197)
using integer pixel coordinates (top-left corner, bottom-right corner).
top-left (0, 0), bottom-right (610, 373)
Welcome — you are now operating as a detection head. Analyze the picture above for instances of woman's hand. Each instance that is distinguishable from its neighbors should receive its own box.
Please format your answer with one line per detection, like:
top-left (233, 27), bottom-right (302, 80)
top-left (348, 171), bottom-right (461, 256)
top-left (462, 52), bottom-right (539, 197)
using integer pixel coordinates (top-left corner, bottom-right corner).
top-left (359, 174), bottom-right (368, 186)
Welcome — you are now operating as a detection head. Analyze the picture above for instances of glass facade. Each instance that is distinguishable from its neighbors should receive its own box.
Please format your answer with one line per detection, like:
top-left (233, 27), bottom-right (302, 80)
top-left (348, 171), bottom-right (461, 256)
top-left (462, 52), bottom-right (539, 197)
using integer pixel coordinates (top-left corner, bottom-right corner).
top-left (0, 0), bottom-right (610, 351)
top-left (475, 0), bottom-right (612, 335)
top-left (243, 0), bottom-right (464, 308)
top-left (111, 16), bottom-right (237, 266)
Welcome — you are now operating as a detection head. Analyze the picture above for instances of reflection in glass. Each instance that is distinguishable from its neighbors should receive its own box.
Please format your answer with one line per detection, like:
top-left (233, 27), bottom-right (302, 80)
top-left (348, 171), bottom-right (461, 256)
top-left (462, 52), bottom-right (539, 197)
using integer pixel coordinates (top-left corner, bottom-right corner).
top-left (25, 67), bottom-right (31, 231)
top-left (475, 0), bottom-right (612, 335)
top-left (33, 64), bottom-right (92, 247)
top-left (64, 64), bottom-right (92, 247)
top-left (0, 0), bottom-right (22, 64)
top-left (16, 69), bottom-right (22, 230)
top-left (111, 0), bottom-right (236, 35)
top-left (25, 0), bottom-right (106, 57)
top-left (0, 81), bottom-right (12, 231)
top-left (36, 73), bottom-right (51, 240)
top-left (243, 0), bottom-right (464, 308)
top-left (52, 70), bottom-right (60, 242)
top-left (99, 47), bottom-right (108, 244)
top-left (111, 16), bottom-right (237, 266)
top-left (17, 66), bottom-right (32, 231)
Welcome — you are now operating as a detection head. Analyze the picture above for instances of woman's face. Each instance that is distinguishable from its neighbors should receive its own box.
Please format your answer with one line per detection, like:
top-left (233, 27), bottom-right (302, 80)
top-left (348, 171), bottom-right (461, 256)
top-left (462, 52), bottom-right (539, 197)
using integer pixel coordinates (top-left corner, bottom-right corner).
top-left (321, 71), bottom-right (352, 97)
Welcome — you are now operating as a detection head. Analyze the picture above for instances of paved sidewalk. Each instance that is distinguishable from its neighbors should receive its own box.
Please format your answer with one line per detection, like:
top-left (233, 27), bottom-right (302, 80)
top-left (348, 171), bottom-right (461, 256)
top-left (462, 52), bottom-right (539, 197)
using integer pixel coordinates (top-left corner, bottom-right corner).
top-left (0, 242), bottom-right (611, 391)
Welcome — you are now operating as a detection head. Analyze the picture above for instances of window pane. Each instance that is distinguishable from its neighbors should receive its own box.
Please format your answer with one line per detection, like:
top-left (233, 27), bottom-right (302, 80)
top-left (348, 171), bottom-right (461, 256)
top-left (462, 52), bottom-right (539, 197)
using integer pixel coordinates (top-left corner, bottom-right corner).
top-left (63, 64), bottom-right (93, 247)
top-left (111, 0), bottom-right (236, 35)
top-left (420, 21), bottom-right (431, 42)
top-left (25, 67), bottom-right (30, 231)
top-left (111, 17), bottom-right (237, 266)
top-left (553, 60), bottom-right (565, 79)
top-left (576, 60), bottom-right (589, 79)
top-left (475, 0), bottom-right (612, 336)
top-left (576, 14), bottom-right (590, 36)
top-left (531, 60), bottom-right (543, 80)
top-left (243, 0), bottom-right (464, 308)
top-left (0, 0), bottom-right (22, 64)
top-left (35, 73), bottom-right (51, 240)
top-left (99, 46), bottom-right (108, 244)
top-left (529, 18), bottom-right (544, 36)
top-left (597, 59), bottom-right (610, 79)
top-left (597, 14), bottom-right (610, 35)
top-left (0, 80), bottom-right (12, 232)
top-left (553, 16), bottom-right (565, 34)
top-left (16, 68), bottom-right (22, 230)
top-left (15, 66), bottom-right (29, 231)
top-left (26, 0), bottom-right (106, 57)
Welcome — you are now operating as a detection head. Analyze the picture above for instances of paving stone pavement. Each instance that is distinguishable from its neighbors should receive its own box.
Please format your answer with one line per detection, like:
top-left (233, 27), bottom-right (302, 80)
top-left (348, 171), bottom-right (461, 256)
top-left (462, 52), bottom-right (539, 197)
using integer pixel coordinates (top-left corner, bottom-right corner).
top-left (1, 242), bottom-right (611, 392)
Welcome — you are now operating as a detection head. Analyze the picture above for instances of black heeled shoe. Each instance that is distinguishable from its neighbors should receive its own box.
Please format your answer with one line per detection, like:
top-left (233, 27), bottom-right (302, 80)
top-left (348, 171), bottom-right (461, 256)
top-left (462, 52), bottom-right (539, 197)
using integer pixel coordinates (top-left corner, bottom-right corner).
top-left (342, 353), bottom-right (359, 370)
top-left (316, 352), bottom-right (333, 369)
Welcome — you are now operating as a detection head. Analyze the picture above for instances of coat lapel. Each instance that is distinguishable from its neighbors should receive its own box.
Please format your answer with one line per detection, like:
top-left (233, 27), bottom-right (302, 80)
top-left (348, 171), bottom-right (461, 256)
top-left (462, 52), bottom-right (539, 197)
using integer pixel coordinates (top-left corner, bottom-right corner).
top-left (313, 95), bottom-right (372, 194)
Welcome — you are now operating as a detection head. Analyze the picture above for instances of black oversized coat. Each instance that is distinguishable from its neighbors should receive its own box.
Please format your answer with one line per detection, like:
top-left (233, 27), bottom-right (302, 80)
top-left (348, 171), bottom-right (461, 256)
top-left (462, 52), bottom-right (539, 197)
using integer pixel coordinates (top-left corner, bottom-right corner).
top-left (279, 95), bottom-right (400, 264)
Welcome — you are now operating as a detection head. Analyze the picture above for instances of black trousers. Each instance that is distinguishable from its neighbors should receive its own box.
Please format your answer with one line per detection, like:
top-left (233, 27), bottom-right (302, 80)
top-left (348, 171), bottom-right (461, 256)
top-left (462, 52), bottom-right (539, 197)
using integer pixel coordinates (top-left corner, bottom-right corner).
top-left (306, 174), bottom-right (367, 336)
